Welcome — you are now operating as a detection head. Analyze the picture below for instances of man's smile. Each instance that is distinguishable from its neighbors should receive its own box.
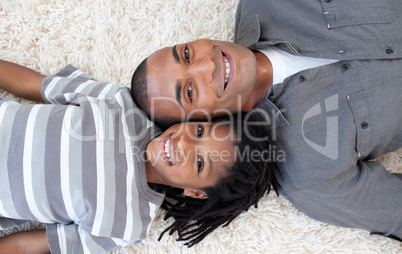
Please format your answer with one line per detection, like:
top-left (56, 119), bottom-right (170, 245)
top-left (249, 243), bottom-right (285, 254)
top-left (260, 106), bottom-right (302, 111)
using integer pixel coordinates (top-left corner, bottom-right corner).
top-left (222, 52), bottom-right (233, 93)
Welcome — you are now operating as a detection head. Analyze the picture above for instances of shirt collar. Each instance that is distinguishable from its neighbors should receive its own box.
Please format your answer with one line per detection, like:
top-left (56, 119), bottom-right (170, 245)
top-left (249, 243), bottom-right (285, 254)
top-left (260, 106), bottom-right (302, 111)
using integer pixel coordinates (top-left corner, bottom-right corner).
top-left (235, 14), bottom-right (289, 130)
top-left (235, 14), bottom-right (261, 49)
top-left (254, 93), bottom-right (290, 131)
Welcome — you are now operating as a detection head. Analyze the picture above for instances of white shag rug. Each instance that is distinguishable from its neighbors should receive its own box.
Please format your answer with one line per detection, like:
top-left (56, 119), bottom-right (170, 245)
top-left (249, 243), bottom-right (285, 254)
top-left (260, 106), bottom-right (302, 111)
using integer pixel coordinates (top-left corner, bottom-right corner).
top-left (0, 0), bottom-right (401, 253)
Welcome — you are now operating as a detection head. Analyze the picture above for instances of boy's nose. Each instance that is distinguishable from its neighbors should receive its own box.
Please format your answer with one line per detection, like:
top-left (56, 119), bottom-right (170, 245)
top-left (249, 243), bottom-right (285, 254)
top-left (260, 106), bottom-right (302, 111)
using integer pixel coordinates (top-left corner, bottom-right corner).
top-left (175, 134), bottom-right (192, 163)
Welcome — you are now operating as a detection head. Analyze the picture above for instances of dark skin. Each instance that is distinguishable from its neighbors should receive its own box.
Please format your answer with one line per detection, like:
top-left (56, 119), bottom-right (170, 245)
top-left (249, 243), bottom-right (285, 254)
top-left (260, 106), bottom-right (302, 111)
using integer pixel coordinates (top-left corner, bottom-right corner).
top-left (0, 229), bottom-right (49, 254)
top-left (145, 39), bottom-right (273, 121)
top-left (0, 60), bottom-right (45, 103)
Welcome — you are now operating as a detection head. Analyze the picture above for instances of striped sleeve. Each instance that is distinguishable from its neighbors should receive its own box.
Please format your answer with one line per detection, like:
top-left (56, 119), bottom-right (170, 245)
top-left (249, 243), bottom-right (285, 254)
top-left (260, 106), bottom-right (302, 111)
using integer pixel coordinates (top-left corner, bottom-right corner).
top-left (40, 65), bottom-right (120, 105)
top-left (46, 223), bottom-right (132, 254)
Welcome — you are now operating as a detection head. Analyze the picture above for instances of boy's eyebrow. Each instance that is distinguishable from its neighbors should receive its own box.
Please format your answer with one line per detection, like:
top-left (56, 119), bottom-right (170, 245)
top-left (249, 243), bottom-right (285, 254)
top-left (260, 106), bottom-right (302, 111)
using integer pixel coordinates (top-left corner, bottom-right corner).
top-left (172, 45), bottom-right (180, 63)
top-left (208, 155), bottom-right (213, 176)
top-left (175, 81), bottom-right (183, 108)
top-left (207, 126), bottom-right (214, 175)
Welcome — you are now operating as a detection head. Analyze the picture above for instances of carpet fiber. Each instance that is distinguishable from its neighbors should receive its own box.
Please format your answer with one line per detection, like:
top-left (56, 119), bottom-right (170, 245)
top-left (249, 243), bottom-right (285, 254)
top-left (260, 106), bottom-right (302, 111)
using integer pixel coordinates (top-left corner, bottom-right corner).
top-left (0, 0), bottom-right (401, 253)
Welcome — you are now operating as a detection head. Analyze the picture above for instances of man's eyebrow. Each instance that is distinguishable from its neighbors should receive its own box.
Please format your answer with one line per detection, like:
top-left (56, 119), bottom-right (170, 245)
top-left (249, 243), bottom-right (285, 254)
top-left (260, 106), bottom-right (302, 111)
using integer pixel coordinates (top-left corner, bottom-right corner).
top-left (176, 81), bottom-right (183, 108)
top-left (172, 45), bottom-right (180, 63)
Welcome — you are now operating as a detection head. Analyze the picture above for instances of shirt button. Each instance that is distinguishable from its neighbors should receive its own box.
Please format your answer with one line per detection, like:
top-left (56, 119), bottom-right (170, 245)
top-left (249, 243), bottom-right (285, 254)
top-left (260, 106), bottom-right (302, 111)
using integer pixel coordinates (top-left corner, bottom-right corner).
top-left (361, 122), bottom-right (369, 129)
top-left (299, 75), bottom-right (306, 82)
top-left (342, 63), bottom-right (349, 70)
top-left (386, 48), bottom-right (394, 54)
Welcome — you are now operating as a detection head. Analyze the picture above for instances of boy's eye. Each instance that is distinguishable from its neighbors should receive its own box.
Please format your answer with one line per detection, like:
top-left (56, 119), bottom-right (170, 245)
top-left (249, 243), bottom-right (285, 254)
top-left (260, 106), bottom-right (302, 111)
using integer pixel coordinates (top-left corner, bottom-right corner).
top-left (187, 84), bottom-right (193, 103)
top-left (197, 124), bottom-right (204, 138)
top-left (197, 156), bottom-right (204, 174)
top-left (184, 45), bottom-right (190, 63)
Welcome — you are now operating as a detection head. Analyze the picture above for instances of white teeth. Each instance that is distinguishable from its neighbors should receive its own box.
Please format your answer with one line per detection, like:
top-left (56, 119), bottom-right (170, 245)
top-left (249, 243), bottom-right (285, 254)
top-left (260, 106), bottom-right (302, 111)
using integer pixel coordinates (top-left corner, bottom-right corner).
top-left (223, 56), bottom-right (230, 85)
top-left (164, 137), bottom-right (172, 163)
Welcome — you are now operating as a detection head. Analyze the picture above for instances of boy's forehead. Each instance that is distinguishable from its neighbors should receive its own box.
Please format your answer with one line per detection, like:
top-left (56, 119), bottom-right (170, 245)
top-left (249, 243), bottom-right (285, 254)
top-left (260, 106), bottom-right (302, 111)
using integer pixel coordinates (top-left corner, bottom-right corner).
top-left (207, 123), bottom-right (238, 142)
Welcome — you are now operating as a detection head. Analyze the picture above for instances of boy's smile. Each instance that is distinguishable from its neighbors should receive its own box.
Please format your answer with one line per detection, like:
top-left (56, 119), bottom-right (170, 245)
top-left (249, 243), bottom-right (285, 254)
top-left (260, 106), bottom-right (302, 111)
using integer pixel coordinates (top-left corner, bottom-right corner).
top-left (162, 134), bottom-right (173, 165)
top-left (145, 122), bottom-right (237, 198)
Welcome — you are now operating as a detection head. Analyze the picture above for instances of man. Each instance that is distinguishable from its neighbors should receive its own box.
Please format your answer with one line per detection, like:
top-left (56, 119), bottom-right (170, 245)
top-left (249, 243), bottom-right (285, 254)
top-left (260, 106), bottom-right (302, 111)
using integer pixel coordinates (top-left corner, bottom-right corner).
top-left (131, 0), bottom-right (402, 241)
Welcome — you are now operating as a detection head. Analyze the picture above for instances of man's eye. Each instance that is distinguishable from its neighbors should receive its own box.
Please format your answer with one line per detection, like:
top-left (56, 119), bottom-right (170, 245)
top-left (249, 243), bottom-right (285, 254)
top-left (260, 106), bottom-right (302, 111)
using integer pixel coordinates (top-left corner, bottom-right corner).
top-left (184, 45), bottom-right (190, 63)
top-left (197, 156), bottom-right (204, 174)
top-left (187, 84), bottom-right (193, 103)
top-left (197, 124), bottom-right (204, 138)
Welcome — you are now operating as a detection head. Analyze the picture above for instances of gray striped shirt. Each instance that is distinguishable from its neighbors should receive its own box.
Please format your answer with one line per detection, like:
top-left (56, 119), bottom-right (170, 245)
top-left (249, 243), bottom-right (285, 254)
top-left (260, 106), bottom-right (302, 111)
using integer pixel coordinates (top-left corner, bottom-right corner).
top-left (0, 65), bottom-right (164, 253)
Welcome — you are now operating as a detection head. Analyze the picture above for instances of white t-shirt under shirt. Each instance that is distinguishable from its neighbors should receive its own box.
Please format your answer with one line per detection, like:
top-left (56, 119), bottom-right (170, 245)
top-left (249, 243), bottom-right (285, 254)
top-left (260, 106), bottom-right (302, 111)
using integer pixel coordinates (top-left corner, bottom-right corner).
top-left (259, 47), bottom-right (339, 85)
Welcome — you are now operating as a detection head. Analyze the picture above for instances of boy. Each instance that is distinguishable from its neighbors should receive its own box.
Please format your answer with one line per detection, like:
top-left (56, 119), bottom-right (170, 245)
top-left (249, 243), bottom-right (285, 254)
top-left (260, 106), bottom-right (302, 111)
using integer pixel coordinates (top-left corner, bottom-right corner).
top-left (0, 60), bottom-right (278, 253)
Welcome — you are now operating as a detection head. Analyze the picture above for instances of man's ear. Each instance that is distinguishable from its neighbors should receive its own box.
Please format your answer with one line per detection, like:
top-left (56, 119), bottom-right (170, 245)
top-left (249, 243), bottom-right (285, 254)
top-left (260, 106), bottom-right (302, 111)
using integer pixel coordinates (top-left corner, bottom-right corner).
top-left (183, 189), bottom-right (208, 199)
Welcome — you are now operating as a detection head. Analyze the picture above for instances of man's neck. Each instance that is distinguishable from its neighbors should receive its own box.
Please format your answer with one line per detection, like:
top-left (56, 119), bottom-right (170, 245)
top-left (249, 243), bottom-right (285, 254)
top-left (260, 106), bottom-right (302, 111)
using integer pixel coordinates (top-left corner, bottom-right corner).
top-left (242, 51), bottom-right (273, 111)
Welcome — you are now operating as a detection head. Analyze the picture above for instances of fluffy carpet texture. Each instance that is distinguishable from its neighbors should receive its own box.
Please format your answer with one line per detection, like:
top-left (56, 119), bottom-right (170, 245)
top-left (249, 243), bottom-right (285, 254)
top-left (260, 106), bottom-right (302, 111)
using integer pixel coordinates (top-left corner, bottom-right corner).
top-left (0, 0), bottom-right (401, 253)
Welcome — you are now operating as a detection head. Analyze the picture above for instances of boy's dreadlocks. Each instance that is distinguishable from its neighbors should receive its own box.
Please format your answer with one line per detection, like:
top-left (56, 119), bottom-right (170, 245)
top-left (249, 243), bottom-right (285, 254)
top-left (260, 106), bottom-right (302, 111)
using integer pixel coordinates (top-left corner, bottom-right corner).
top-left (151, 110), bottom-right (279, 247)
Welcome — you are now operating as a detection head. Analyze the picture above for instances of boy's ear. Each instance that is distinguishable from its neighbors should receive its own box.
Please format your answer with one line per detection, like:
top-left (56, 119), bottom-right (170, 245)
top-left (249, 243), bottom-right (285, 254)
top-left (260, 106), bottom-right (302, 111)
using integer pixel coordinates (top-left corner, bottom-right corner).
top-left (183, 189), bottom-right (208, 199)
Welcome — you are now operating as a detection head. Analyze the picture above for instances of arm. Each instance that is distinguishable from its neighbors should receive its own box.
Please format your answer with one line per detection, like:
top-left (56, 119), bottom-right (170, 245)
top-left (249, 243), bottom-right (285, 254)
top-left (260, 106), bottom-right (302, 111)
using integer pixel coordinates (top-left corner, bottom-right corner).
top-left (0, 60), bottom-right (45, 103)
top-left (0, 229), bottom-right (50, 254)
top-left (290, 160), bottom-right (402, 241)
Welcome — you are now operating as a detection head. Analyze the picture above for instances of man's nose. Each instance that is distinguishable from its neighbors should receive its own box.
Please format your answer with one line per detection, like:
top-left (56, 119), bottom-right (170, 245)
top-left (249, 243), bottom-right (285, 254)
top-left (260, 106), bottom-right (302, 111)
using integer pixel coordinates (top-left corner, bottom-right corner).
top-left (187, 57), bottom-right (215, 84)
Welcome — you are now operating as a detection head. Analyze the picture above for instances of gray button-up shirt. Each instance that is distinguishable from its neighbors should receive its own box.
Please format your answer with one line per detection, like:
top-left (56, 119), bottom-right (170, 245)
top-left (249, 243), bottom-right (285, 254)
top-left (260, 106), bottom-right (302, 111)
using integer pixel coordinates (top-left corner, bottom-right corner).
top-left (235, 0), bottom-right (402, 240)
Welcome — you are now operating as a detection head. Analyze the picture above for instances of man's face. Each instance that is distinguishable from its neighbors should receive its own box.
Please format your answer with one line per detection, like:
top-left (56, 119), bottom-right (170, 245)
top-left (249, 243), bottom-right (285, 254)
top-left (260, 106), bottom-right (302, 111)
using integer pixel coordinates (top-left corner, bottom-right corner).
top-left (146, 39), bottom-right (257, 122)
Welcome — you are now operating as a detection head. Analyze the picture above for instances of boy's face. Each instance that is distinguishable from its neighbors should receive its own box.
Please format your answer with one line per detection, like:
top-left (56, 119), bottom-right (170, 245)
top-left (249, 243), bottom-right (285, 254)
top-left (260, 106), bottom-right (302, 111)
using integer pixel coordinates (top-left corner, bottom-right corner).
top-left (145, 122), bottom-right (236, 199)
top-left (146, 39), bottom-right (257, 122)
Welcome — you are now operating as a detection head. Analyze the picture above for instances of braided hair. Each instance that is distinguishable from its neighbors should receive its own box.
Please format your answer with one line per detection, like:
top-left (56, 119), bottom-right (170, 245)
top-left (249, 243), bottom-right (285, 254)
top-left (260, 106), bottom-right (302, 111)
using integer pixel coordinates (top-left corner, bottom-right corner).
top-left (150, 111), bottom-right (279, 247)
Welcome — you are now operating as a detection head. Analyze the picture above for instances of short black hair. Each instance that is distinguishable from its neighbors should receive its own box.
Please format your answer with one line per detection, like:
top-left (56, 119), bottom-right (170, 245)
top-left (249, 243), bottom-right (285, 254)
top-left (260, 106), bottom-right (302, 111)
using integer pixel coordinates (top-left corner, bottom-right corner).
top-left (131, 58), bottom-right (150, 116)
top-left (131, 57), bottom-right (181, 129)
top-left (152, 111), bottom-right (279, 247)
